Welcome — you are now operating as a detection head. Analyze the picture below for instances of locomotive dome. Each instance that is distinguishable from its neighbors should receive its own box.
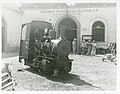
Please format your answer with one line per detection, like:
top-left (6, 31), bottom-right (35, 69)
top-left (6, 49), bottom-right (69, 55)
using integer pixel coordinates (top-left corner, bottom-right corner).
top-left (51, 39), bottom-right (71, 57)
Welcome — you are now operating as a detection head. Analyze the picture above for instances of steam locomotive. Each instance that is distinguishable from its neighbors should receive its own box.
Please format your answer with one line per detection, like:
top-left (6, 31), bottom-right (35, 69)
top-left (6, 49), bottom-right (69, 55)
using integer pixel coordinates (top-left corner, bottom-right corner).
top-left (19, 21), bottom-right (73, 76)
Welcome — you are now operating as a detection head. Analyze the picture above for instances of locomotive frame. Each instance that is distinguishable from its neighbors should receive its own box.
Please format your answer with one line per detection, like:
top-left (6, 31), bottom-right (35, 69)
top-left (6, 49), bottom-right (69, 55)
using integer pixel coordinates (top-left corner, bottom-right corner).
top-left (19, 21), bottom-right (73, 76)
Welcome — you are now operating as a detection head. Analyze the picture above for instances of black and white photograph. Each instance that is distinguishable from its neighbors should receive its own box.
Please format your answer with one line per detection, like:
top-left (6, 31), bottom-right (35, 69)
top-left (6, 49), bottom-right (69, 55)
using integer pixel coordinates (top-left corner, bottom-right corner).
top-left (0, 0), bottom-right (119, 93)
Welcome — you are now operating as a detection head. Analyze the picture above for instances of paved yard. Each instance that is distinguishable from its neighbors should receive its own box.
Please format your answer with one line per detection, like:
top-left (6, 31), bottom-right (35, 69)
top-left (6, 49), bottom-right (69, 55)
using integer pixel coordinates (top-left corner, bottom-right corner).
top-left (2, 54), bottom-right (116, 91)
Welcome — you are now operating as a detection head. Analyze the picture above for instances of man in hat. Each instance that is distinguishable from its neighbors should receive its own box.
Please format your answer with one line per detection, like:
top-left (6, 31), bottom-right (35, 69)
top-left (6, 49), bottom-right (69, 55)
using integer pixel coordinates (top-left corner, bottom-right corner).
top-left (72, 38), bottom-right (77, 54)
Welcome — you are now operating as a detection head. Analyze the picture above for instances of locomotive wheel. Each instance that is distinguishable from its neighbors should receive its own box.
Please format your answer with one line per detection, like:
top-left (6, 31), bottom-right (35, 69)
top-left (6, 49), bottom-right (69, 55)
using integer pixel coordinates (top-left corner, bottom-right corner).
top-left (58, 69), bottom-right (67, 75)
top-left (58, 61), bottom-right (72, 75)
top-left (42, 63), bottom-right (54, 75)
top-left (32, 65), bottom-right (41, 70)
top-left (30, 66), bottom-right (38, 71)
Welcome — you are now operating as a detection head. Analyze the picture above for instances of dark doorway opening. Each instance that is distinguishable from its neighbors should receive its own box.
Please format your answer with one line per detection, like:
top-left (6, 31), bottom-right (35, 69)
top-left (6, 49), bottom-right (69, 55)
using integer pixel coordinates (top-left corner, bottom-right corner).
top-left (58, 18), bottom-right (77, 51)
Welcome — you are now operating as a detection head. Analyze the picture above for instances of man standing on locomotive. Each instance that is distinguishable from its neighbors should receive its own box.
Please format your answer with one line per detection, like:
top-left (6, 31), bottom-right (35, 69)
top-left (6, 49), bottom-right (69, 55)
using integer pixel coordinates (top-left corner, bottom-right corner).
top-left (41, 28), bottom-right (52, 55)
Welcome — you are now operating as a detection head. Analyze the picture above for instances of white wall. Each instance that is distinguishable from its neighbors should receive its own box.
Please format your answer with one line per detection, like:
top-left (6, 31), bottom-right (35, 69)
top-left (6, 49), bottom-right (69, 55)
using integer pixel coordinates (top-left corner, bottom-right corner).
top-left (22, 7), bottom-right (116, 47)
top-left (2, 6), bottom-right (23, 52)
top-left (74, 7), bottom-right (116, 45)
top-left (79, 8), bottom-right (116, 44)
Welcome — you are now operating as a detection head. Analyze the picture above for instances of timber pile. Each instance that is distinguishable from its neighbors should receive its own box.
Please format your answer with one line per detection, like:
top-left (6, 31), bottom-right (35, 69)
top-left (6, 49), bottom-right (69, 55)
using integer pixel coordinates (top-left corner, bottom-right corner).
top-left (107, 43), bottom-right (116, 54)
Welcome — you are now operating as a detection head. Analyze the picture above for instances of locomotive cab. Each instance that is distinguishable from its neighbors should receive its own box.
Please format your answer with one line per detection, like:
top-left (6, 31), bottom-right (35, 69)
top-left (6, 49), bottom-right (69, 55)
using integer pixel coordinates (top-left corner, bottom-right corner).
top-left (19, 21), bottom-right (73, 76)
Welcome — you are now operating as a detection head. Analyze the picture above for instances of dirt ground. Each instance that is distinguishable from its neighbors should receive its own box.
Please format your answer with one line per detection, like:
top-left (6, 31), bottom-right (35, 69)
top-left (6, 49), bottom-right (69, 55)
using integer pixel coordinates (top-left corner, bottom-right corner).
top-left (2, 54), bottom-right (116, 91)
top-left (2, 52), bottom-right (19, 59)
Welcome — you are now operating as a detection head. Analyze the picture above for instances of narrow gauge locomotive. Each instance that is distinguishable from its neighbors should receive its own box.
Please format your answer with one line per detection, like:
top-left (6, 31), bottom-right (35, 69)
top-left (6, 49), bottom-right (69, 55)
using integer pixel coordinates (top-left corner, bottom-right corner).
top-left (19, 21), bottom-right (73, 75)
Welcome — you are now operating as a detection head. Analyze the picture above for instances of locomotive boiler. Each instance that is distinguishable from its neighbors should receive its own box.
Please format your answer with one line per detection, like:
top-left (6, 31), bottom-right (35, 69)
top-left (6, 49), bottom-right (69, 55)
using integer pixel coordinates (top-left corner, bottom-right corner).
top-left (19, 21), bottom-right (73, 75)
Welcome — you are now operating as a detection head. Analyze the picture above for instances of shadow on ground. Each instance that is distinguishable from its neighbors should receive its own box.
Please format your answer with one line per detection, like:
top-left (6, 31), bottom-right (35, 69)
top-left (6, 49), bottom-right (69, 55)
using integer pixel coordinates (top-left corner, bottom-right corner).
top-left (24, 67), bottom-right (100, 89)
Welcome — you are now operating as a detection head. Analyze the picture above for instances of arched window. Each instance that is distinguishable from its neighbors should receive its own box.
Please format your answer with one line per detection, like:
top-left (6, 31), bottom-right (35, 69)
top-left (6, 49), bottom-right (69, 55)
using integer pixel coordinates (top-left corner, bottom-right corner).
top-left (92, 21), bottom-right (105, 42)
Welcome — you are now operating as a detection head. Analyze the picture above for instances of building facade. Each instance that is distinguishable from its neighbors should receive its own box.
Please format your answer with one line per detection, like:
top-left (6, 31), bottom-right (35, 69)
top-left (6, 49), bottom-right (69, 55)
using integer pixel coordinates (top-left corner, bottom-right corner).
top-left (2, 3), bottom-right (116, 53)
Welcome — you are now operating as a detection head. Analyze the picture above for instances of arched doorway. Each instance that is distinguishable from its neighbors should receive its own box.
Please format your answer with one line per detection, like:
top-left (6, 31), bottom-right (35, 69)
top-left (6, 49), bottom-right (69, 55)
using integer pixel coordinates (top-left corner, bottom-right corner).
top-left (55, 15), bottom-right (80, 53)
top-left (58, 18), bottom-right (77, 51)
top-left (92, 21), bottom-right (105, 42)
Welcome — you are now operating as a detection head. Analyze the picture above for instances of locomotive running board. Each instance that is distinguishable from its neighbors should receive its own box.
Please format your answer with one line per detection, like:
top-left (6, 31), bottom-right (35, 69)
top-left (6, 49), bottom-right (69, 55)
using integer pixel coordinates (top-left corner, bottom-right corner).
top-left (37, 56), bottom-right (73, 62)
top-left (37, 56), bottom-right (55, 61)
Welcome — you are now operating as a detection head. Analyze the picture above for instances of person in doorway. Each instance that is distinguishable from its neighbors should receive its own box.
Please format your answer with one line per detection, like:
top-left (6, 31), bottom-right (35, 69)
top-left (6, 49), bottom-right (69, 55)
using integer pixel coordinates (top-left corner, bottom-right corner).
top-left (72, 38), bottom-right (77, 54)
top-left (91, 40), bottom-right (98, 56)
top-left (80, 40), bottom-right (87, 55)
top-left (86, 39), bottom-right (92, 56)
